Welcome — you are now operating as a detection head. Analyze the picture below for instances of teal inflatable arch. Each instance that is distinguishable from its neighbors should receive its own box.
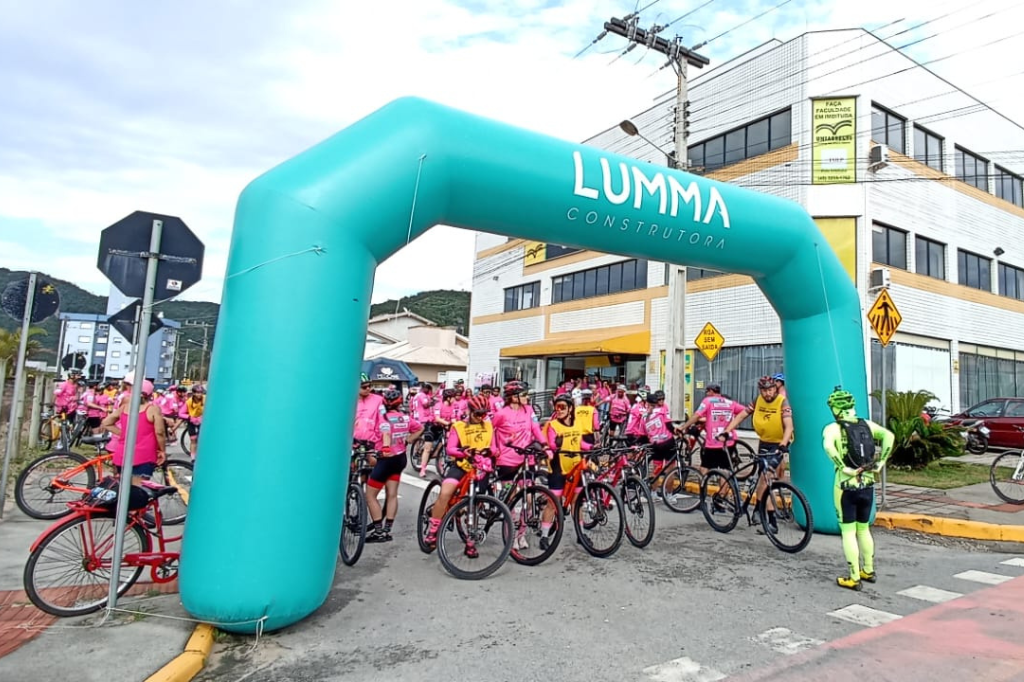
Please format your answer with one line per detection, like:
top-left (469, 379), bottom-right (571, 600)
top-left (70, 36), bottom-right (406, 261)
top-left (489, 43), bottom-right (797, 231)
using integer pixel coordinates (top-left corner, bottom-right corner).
top-left (179, 97), bottom-right (867, 632)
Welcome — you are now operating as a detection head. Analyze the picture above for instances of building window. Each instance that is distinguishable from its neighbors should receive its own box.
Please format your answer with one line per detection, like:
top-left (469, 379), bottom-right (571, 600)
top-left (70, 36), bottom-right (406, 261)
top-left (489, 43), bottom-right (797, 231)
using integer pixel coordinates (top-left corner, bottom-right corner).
top-left (914, 236), bottom-right (945, 280)
top-left (872, 223), bottom-right (907, 269)
top-left (504, 281), bottom-right (540, 312)
top-left (552, 259), bottom-right (648, 304)
top-left (95, 350), bottom-right (106, 358)
top-left (871, 104), bottom-right (906, 154)
top-left (687, 108), bottom-right (791, 173)
top-left (79, 322), bottom-right (94, 330)
top-left (912, 125), bottom-right (943, 172)
top-left (77, 335), bottom-right (91, 343)
top-left (995, 166), bottom-right (1023, 207)
top-left (110, 364), bottom-right (119, 372)
top-left (111, 351), bottom-right (121, 358)
top-left (686, 268), bottom-right (724, 281)
top-left (955, 146), bottom-right (989, 191)
top-left (958, 249), bottom-right (991, 291)
top-left (998, 262), bottom-right (1024, 301)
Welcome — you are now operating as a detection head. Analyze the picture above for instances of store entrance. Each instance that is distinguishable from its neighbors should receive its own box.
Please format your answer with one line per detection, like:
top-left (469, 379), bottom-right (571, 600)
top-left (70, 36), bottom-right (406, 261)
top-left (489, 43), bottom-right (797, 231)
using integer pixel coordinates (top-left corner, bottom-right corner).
top-left (545, 355), bottom-right (647, 390)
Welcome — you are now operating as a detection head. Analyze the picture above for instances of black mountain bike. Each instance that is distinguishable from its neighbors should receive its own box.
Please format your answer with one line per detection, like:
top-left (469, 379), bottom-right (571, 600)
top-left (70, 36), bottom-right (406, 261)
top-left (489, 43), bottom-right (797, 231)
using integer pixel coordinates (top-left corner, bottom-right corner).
top-left (339, 440), bottom-right (373, 566)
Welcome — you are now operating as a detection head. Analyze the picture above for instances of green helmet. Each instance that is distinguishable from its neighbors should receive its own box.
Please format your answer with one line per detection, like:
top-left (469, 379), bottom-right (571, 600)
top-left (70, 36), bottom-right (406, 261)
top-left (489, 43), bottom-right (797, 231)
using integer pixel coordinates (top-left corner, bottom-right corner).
top-left (827, 388), bottom-right (856, 413)
top-left (360, 372), bottom-right (370, 383)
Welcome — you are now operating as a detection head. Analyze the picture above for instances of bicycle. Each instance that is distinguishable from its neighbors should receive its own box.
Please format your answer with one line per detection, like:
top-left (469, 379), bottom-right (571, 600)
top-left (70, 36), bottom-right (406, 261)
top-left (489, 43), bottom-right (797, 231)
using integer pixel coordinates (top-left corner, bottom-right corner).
top-left (675, 423), bottom-right (757, 480)
top-left (594, 445), bottom-right (656, 548)
top-left (553, 450), bottom-right (626, 558)
top-left (699, 448), bottom-right (813, 553)
top-left (23, 479), bottom-right (183, 617)
top-left (339, 440), bottom-right (372, 566)
top-left (613, 438), bottom-right (702, 515)
top-left (990, 425), bottom-right (1024, 504)
top-left (415, 449), bottom-right (514, 580)
top-left (14, 433), bottom-right (193, 524)
top-left (498, 443), bottom-right (564, 565)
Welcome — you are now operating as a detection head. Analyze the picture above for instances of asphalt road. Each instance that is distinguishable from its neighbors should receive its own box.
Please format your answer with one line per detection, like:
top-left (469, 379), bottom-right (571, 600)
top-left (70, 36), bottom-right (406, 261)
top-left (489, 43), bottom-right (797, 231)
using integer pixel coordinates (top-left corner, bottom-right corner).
top-left (196, 475), bottom-right (1024, 682)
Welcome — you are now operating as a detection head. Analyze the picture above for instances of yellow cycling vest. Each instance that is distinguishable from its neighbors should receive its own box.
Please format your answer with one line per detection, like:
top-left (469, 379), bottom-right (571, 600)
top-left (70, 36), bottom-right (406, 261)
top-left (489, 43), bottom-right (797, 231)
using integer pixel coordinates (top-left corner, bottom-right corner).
top-left (753, 396), bottom-right (788, 443)
top-left (548, 419), bottom-right (586, 474)
top-left (574, 405), bottom-right (596, 435)
top-left (452, 419), bottom-right (494, 451)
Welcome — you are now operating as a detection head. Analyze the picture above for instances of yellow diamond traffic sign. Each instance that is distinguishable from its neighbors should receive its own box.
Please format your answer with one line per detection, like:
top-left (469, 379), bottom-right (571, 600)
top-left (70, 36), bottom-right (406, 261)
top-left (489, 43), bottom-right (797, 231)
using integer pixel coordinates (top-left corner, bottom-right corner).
top-left (867, 289), bottom-right (901, 346)
top-left (695, 322), bottom-right (725, 362)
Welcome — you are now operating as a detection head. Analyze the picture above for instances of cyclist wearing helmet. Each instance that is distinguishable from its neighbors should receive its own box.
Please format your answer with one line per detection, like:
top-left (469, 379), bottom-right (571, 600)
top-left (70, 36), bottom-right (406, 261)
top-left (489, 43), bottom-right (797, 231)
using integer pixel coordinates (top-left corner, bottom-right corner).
top-left (423, 394), bottom-right (495, 555)
top-left (677, 382), bottom-right (746, 473)
top-left (184, 384), bottom-right (206, 456)
top-left (81, 380), bottom-right (106, 434)
top-left (772, 373), bottom-right (787, 398)
top-left (720, 375), bottom-right (795, 532)
top-left (367, 388), bottom-right (424, 542)
top-left (412, 383), bottom-right (443, 476)
top-left (101, 373), bottom-right (165, 481)
top-left (823, 387), bottom-right (894, 591)
top-left (486, 384), bottom-right (504, 414)
top-left (417, 388), bottom-right (457, 477)
top-left (643, 390), bottom-right (677, 477)
top-left (625, 389), bottom-right (650, 445)
top-left (54, 369), bottom-right (82, 417)
top-left (575, 389), bottom-right (600, 444)
top-left (353, 372), bottom-right (386, 444)
top-left (542, 392), bottom-right (591, 546)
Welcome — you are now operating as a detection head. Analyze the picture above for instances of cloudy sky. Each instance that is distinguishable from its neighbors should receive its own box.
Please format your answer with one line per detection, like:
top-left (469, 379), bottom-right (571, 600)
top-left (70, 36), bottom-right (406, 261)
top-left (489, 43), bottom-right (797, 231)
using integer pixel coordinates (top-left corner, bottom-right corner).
top-left (2, 0), bottom-right (1022, 304)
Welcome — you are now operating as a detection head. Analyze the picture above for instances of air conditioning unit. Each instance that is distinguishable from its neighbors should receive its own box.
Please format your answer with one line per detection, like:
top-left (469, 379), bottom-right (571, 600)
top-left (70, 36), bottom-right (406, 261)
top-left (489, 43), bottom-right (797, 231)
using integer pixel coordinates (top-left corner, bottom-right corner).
top-left (869, 267), bottom-right (891, 290)
top-left (868, 144), bottom-right (889, 171)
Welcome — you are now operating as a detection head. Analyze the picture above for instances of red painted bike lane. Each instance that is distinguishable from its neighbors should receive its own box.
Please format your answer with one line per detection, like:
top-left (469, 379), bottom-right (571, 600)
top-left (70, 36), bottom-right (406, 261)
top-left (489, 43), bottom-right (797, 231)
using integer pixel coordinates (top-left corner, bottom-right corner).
top-left (726, 575), bottom-right (1024, 681)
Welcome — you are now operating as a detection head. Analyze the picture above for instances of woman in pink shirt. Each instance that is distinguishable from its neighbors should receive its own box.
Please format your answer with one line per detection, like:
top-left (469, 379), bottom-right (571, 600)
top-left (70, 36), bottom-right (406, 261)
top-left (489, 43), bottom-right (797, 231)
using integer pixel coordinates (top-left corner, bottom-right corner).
top-left (101, 374), bottom-right (165, 480)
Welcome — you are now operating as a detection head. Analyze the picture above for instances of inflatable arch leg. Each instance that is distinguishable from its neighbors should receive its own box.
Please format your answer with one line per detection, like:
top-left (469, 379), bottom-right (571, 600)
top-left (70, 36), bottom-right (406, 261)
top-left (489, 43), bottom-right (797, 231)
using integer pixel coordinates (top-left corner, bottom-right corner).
top-left (179, 97), bottom-right (867, 631)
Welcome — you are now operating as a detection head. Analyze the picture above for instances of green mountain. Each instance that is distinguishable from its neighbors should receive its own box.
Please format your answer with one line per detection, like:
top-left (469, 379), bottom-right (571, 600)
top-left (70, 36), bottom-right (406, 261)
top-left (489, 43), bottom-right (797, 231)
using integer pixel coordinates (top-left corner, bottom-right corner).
top-left (369, 290), bottom-right (472, 334)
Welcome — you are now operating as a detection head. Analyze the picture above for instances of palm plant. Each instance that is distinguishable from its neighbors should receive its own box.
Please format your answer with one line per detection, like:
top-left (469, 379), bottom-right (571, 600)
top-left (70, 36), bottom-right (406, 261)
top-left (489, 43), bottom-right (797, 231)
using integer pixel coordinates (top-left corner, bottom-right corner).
top-left (0, 327), bottom-right (47, 379)
top-left (870, 389), bottom-right (964, 468)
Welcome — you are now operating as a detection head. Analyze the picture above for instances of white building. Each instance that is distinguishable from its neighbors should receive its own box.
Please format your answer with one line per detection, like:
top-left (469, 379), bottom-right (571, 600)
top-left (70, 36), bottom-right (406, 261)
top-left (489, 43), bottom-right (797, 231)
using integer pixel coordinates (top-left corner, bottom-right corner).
top-left (57, 312), bottom-right (180, 383)
top-left (468, 28), bottom-right (1024, 418)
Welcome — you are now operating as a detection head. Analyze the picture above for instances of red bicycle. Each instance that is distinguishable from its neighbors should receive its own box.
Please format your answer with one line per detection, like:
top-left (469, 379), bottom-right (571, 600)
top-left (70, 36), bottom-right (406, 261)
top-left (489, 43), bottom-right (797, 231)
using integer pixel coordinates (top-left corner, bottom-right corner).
top-left (23, 480), bottom-right (183, 617)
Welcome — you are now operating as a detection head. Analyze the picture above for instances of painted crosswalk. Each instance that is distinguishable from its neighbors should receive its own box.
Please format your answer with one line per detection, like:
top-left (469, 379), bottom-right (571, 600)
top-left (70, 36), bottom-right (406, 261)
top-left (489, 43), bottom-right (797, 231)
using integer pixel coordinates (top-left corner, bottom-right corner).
top-left (828, 604), bottom-right (902, 627)
top-left (642, 656), bottom-right (726, 682)
top-left (897, 585), bottom-right (962, 603)
top-left (954, 570), bottom-right (1014, 585)
top-left (1000, 557), bottom-right (1024, 568)
top-left (753, 627), bottom-right (824, 655)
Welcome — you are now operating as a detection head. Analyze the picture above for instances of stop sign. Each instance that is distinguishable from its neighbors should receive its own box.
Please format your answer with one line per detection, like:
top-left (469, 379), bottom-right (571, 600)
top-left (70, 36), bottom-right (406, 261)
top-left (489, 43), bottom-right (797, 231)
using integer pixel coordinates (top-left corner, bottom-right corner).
top-left (97, 211), bottom-right (204, 300)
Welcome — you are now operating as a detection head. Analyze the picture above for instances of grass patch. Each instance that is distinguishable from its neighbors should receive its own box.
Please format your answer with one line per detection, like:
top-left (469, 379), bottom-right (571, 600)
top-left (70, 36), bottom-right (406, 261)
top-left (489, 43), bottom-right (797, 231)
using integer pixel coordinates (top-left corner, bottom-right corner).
top-left (886, 459), bottom-right (1008, 489)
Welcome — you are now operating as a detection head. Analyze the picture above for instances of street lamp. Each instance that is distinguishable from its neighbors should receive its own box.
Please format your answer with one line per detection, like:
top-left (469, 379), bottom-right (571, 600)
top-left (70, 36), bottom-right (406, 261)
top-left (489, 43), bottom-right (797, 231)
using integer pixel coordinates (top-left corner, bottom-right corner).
top-left (619, 119), bottom-right (680, 169)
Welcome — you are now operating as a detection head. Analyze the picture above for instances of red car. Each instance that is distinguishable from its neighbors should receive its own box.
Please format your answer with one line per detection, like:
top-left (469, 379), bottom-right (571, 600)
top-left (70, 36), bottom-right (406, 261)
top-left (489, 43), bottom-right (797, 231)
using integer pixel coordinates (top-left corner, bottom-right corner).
top-left (952, 398), bottom-right (1024, 449)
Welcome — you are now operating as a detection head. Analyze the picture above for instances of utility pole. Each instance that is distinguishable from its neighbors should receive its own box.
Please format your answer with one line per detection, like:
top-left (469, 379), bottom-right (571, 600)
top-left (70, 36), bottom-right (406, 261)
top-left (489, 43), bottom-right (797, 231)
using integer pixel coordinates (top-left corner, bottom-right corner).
top-left (603, 15), bottom-right (709, 419)
top-left (182, 320), bottom-right (214, 381)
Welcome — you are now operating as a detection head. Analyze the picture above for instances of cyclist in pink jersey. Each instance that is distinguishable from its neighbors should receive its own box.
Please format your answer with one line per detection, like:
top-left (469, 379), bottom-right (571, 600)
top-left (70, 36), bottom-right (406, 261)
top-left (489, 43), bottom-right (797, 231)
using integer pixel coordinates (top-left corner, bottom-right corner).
top-left (412, 383), bottom-right (443, 476)
top-left (81, 381), bottom-right (106, 433)
top-left (53, 369), bottom-right (81, 416)
top-left (101, 374), bottom-right (165, 481)
top-left (419, 388), bottom-right (456, 477)
top-left (608, 385), bottom-right (632, 438)
top-left (352, 373), bottom-right (386, 444)
top-left (367, 389), bottom-right (423, 542)
top-left (676, 383), bottom-right (746, 473)
top-left (625, 391), bottom-right (649, 445)
top-left (491, 380), bottom-right (548, 477)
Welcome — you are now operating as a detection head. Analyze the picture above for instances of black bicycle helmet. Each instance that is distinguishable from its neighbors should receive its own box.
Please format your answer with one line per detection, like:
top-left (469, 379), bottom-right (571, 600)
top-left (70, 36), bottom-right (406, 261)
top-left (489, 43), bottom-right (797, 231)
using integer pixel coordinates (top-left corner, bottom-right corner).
top-left (442, 388), bottom-right (457, 400)
top-left (757, 375), bottom-right (775, 390)
top-left (383, 388), bottom-right (404, 409)
top-left (552, 393), bottom-right (574, 408)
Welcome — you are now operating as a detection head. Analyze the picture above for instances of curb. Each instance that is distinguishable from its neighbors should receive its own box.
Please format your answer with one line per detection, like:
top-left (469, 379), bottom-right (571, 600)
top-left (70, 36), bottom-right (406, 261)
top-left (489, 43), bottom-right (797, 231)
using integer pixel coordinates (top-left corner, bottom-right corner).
top-left (146, 623), bottom-right (215, 682)
top-left (875, 511), bottom-right (1024, 543)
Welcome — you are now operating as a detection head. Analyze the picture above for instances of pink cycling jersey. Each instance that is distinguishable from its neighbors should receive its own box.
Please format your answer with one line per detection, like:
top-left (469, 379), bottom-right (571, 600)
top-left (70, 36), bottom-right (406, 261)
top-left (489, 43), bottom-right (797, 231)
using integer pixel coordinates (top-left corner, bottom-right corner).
top-left (626, 402), bottom-right (648, 437)
top-left (353, 392), bottom-right (386, 442)
top-left (491, 405), bottom-right (545, 467)
top-left (643, 405), bottom-right (674, 444)
top-left (435, 401), bottom-right (455, 424)
top-left (82, 389), bottom-right (106, 419)
top-left (488, 395), bottom-right (504, 414)
top-left (412, 392), bottom-right (435, 423)
top-left (609, 396), bottom-right (631, 423)
top-left (54, 380), bottom-right (78, 412)
top-left (375, 410), bottom-right (421, 456)
top-left (695, 395), bottom-right (745, 448)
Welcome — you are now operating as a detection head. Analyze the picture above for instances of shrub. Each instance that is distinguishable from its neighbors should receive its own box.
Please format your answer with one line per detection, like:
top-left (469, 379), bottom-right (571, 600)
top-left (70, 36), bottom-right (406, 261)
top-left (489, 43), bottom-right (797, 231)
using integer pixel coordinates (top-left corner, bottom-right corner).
top-left (869, 389), bottom-right (964, 469)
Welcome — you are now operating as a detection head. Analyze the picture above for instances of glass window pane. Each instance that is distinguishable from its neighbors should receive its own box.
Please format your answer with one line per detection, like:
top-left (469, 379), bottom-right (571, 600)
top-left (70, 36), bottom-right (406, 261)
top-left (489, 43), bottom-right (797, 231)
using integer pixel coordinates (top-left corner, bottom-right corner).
top-left (913, 128), bottom-right (925, 162)
top-left (636, 260), bottom-right (648, 288)
top-left (889, 230), bottom-right (906, 269)
top-left (955, 151), bottom-right (965, 180)
top-left (872, 108), bottom-right (885, 142)
top-left (609, 262), bottom-right (622, 292)
top-left (622, 260), bottom-right (636, 290)
top-left (927, 134), bottom-right (942, 170)
top-left (596, 266), bottom-right (609, 296)
top-left (915, 237), bottom-right (925, 273)
top-left (888, 117), bottom-right (905, 153)
top-left (583, 270), bottom-right (597, 297)
top-left (725, 129), bottom-right (745, 164)
top-left (704, 137), bottom-right (724, 170)
top-left (979, 257), bottom-right (990, 290)
top-left (770, 109), bottom-right (791, 149)
top-left (504, 289), bottom-right (515, 312)
top-left (687, 144), bottom-right (704, 170)
top-left (872, 225), bottom-right (886, 263)
top-left (747, 119), bottom-right (769, 157)
top-left (572, 273), bottom-right (585, 300)
top-left (931, 244), bottom-right (944, 280)
top-left (523, 284), bottom-right (535, 308)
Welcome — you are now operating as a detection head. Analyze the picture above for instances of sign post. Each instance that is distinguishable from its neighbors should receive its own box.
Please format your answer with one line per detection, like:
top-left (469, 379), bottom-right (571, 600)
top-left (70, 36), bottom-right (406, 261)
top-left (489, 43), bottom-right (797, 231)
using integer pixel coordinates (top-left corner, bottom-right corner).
top-left (694, 322), bottom-right (725, 382)
top-left (867, 288), bottom-right (902, 508)
top-left (97, 211), bottom-right (203, 613)
top-left (0, 275), bottom-right (60, 518)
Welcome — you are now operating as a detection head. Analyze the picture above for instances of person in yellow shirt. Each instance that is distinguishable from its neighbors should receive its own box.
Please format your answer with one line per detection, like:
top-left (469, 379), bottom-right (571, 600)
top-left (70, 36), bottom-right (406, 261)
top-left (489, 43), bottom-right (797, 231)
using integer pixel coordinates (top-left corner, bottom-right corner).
top-left (185, 384), bottom-right (206, 457)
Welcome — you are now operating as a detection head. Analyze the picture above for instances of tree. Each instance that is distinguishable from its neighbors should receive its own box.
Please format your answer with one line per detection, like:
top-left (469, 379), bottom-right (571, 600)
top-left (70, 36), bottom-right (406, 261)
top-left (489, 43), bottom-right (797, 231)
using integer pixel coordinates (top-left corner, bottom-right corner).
top-left (0, 327), bottom-right (47, 379)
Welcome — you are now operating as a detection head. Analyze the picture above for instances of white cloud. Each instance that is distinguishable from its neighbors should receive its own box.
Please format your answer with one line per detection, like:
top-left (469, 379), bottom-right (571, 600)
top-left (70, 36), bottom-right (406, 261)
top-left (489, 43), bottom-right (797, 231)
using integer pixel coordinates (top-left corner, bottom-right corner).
top-left (2, 0), bottom-right (1022, 309)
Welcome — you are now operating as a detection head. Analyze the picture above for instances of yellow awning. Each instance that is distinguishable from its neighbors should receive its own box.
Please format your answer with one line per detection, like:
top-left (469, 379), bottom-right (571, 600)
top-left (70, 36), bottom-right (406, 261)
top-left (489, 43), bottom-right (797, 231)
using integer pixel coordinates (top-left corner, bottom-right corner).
top-left (500, 330), bottom-right (651, 358)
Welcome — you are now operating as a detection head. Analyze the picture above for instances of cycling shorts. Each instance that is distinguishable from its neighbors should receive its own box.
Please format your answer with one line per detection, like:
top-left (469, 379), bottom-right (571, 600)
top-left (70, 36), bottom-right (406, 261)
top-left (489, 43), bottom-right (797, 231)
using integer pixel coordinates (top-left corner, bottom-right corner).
top-left (422, 423), bottom-right (445, 443)
top-left (649, 440), bottom-right (676, 461)
top-left (495, 464), bottom-right (519, 482)
top-left (368, 453), bottom-right (407, 488)
top-left (838, 486), bottom-right (873, 524)
top-left (85, 416), bottom-right (103, 429)
top-left (186, 421), bottom-right (201, 437)
top-left (701, 444), bottom-right (735, 471)
top-left (757, 442), bottom-right (784, 471)
top-left (443, 463), bottom-right (468, 484)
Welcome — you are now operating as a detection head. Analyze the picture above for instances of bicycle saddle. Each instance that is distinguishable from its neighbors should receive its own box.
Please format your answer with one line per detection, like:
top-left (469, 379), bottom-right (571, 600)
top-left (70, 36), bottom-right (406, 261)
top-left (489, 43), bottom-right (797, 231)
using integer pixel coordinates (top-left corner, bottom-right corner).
top-left (80, 433), bottom-right (112, 445)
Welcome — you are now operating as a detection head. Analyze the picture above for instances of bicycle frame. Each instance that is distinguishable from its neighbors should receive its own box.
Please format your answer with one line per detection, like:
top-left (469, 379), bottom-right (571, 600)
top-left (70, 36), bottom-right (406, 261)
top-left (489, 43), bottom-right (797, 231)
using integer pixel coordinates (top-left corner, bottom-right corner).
top-left (719, 456), bottom-right (779, 521)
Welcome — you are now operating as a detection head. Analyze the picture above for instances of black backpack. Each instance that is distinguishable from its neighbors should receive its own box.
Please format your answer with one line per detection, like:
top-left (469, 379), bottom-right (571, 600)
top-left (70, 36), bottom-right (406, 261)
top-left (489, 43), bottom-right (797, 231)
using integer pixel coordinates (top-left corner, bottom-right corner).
top-left (840, 419), bottom-right (876, 469)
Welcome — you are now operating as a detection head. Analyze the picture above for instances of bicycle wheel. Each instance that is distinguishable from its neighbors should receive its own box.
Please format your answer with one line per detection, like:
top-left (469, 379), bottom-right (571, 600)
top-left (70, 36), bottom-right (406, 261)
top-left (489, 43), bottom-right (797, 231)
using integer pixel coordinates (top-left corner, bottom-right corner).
top-left (39, 418), bottom-right (58, 450)
top-left (990, 451), bottom-right (1024, 504)
top-left (437, 495), bottom-right (513, 580)
top-left (147, 459), bottom-right (193, 526)
top-left (758, 481), bottom-right (813, 553)
top-left (506, 485), bottom-right (563, 566)
top-left (701, 469), bottom-right (740, 533)
top-left (24, 514), bottom-right (149, 617)
top-left (408, 440), bottom-right (425, 473)
top-left (661, 465), bottom-right (703, 513)
top-left (572, 481), bottom-right (624, 558)
top-left (416, 479), bottom-right (442, 553)
top-left (179, 429), bottom-right (192, 457)
top-left (621, 477), bottom-right (656, 548)
top-left (15, 451), bottom-right (95, 520)
top-left (340, 482), bottom-right (367, 566)
top-left (731, 440), bottom-right (756, 480)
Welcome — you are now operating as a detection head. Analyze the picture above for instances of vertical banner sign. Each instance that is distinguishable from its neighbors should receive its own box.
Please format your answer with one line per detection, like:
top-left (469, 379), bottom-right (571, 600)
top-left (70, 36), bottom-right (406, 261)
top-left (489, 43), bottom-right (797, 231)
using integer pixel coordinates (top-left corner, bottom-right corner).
top-left (812, 97), bottom-right (857, 184)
